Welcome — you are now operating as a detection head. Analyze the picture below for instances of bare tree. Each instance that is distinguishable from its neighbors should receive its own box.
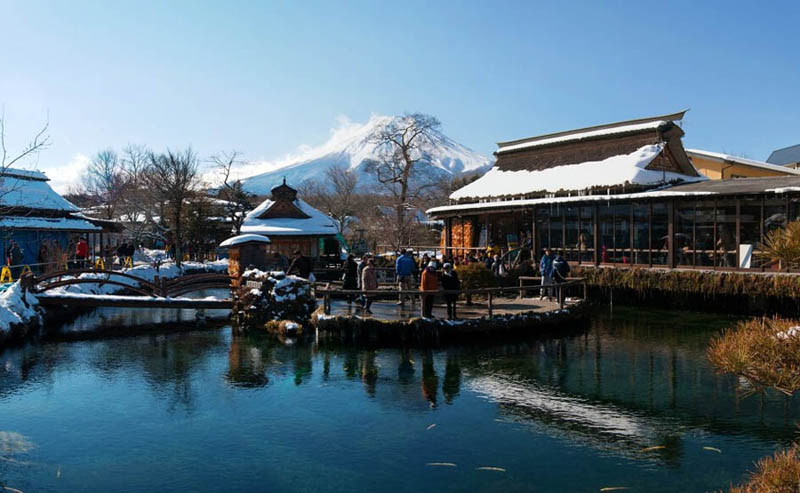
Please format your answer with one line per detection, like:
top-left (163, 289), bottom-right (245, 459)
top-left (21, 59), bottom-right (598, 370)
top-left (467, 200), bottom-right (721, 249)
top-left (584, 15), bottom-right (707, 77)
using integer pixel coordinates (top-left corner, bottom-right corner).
top-left (300, 164), bottom-right (360, 234)
top-left (82, 149), bottom-right (128, 219)
top-left (365, 113), bottom-right (441, 247)
top-left (116, 144), bottom-right (164, 244)
top-left (144, 148), bottom-right (200, 266)
top-left (210, 151), bottom-right (253, 236)
top-left (0, 112), bottom-right (51, 211)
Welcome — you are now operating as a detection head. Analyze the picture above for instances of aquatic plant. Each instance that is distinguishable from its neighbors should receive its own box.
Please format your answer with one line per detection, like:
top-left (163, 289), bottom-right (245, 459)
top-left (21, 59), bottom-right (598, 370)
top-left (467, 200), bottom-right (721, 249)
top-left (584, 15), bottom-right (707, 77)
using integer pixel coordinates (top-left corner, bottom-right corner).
top-left (729, 443), bottom-right (800, 493)
top-left (708, 316), bottom-right (800, 396)
top-left (709, 317), bottom-right (800, 491)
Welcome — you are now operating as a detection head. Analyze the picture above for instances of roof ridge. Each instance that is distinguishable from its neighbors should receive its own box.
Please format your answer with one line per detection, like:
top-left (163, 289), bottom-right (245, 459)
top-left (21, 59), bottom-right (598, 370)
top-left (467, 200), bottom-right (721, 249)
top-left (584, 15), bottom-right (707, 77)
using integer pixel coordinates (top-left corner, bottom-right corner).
top-left (497, 110), bottom-right (688, 148)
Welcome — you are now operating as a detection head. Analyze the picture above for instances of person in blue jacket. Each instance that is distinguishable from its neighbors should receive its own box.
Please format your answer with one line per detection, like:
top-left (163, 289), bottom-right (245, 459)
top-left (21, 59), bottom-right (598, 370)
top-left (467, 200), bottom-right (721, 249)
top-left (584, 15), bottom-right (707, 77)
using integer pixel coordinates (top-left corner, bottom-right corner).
top-left (395, 249), bottom-right (416, 307)
top-left (539, 248), bottom-right (554, 301)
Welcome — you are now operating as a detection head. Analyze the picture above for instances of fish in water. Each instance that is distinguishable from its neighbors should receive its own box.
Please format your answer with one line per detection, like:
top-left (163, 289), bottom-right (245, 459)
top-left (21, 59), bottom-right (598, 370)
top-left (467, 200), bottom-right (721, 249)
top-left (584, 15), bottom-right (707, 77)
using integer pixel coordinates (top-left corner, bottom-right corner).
top-left (426, 424), bottom-right (436, 430)
top-left (476, 466), bottom-right (506, 472)
top-left (703, 446), bottom-right (722, 453)
top-left (600, 488), bottom-right (630, 492)
top-left (640, 446), bottom-right (666, 452)
top-left (426, 462), bottom-right (456, 467)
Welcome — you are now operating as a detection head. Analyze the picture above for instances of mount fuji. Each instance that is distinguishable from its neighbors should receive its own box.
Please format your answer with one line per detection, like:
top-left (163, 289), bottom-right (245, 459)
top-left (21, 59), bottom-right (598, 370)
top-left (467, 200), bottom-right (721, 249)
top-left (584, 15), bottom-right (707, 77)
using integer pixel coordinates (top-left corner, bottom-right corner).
top-left (234, 115), bottom-right (492, 195)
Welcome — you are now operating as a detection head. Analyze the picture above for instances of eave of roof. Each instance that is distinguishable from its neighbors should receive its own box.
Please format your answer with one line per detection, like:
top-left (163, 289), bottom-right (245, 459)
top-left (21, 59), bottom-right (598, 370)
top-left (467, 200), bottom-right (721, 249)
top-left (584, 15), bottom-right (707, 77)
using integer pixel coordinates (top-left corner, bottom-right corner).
top-left (686, 149), bottom-right (800, 175)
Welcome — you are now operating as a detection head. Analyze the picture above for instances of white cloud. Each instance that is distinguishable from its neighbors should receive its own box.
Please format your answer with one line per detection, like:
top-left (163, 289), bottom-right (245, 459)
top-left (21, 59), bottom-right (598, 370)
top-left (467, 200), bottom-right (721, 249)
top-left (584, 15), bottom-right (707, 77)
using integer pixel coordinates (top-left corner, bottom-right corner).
top-left (41, 153), bottom-right (89, 194)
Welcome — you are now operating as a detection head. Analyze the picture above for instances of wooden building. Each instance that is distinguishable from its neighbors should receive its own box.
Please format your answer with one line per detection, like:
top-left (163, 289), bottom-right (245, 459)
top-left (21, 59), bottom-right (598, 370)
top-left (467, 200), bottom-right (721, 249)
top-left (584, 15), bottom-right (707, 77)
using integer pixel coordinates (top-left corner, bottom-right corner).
top-left (0, 168), bottom-right (108, 271)
top-left (686, 149), bottom-right (800, 180)
top-left (239, 180), bottom-right (340, 259)
top-left (429, 111), bottom-right (800, 270)
top-left (219, 234), bottom-right (271, 277)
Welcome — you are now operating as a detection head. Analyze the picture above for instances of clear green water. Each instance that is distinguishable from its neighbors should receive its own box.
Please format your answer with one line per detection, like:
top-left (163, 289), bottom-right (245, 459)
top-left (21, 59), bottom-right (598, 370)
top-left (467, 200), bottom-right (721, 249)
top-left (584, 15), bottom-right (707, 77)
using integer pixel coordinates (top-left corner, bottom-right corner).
top-left (0, 307), bottom-right (796, 492)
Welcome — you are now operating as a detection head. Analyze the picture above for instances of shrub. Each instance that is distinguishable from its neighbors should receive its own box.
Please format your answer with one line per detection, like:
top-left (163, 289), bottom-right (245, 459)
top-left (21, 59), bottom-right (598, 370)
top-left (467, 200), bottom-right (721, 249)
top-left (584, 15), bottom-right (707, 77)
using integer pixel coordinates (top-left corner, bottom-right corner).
top-left (234, 269), bottom-right (316, 332)
top-left (456, 263), bottom-right (496, 290)
top-left (730, 444), bottom-right (800, 493)
top-left (762, 220), bottom-right (800, 269)
top-left (708, 316), bottom-right (800, 396)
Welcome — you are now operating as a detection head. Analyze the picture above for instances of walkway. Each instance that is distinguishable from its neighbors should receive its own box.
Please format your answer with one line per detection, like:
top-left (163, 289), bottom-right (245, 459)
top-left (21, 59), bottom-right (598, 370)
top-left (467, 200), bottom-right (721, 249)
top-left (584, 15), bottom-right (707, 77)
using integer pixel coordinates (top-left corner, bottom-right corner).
top-left (325, 296), bottom-right (570, 321)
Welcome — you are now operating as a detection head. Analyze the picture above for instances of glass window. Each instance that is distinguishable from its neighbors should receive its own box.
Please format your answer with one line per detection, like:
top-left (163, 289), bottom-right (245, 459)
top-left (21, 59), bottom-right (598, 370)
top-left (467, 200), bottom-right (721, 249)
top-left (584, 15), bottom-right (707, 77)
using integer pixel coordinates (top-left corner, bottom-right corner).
top-left (695, 202), bottom-right (715, 267)
top-left (715, 200), bottom-right (737, 268)
top-left (674, 203), bottom-right (694, 266)
top-left (614, 204), bottom-right (631, 264)
top-left (651, 203), bottom-right (668, 266)
top-left (632, 202), bottom-right (649, 265)
top-left (564, 206), bottom-right (579, 261)
top-left (535, 207), bottom-right (550, 251)
top-left (549, 204), bottom-right (563, 250)
top-left (579, 206), bottom-right (594, 264)
top-left (740, 198), bottom-right (761, 268)
top-left (598, 205), bottom-right (614, 263)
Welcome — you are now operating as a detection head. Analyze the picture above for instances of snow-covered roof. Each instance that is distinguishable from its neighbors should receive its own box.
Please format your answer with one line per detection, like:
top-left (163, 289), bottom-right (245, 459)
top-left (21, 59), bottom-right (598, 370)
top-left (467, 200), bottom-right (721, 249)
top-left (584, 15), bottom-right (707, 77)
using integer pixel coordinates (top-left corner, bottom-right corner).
top-left (450, 144), bottom-right (705, 201)
top-left (219, 233), bottom-right (271, 247)
top-left (0, 169), bottom-right (79, 212)
top-left (495, 110), bottom-right (687, 155)
top-left (0, 216), bottom-right (101, 232)
top-left (497, 121), bottom-right (667, 155)
top-left (241, 198), bottom-right (338, 236)
top-left (1, 168), bottom-right (49, 181)
top-left (686, 149), bottom-right (800, 175)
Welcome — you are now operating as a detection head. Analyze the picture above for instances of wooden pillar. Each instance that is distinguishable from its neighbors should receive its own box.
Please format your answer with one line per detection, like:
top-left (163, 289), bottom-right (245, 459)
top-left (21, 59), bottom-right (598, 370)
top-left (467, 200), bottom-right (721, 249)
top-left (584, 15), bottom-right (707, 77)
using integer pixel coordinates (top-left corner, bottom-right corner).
top-left (487, 291), bottom-right (493, 317)
top-left (593, 205), bottom-right (599, 266)
top-left (667, 200), bottom-right (675, 269)
top-left (735, 199), bottom-right (741, 268)
top-left (531, 207), bottom-right (537, 258)
top-left (445, 217), bottom-right (452, 257)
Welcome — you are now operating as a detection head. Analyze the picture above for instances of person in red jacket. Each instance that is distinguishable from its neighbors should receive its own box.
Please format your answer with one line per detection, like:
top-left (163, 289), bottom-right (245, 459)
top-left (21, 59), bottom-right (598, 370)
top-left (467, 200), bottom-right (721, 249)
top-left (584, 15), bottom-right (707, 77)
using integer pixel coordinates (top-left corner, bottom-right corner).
top-left (76, 237), bottom-right (89, 269)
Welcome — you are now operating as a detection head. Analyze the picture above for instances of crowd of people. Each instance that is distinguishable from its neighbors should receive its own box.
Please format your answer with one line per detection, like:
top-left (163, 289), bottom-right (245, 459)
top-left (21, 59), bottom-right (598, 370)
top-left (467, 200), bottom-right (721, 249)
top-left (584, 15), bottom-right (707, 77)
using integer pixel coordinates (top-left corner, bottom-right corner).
top-left (336, 246), bottom-right (573, 320)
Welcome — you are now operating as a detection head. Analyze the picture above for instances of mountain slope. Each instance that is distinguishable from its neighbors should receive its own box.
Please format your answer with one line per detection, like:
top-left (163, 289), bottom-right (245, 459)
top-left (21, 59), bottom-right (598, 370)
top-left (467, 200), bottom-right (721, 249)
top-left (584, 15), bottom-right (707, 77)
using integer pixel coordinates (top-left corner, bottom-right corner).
top-left (237, 115), bottom-right (492, 194)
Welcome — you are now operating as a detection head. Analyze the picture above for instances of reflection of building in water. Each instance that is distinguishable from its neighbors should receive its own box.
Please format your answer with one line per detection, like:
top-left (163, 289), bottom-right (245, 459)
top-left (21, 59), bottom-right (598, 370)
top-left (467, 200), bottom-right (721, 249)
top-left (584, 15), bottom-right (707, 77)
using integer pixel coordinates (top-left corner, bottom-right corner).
top-left (226, 337), bottom-right (270, 388)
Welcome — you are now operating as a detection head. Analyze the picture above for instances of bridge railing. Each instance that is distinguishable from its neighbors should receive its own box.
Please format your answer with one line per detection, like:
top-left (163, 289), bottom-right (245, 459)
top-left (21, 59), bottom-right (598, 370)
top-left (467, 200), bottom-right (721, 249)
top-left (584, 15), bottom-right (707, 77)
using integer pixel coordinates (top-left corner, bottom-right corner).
top-left (315, 277), bottom-right (587, 316)
top-left (26, 269), bottom-right (235, 299)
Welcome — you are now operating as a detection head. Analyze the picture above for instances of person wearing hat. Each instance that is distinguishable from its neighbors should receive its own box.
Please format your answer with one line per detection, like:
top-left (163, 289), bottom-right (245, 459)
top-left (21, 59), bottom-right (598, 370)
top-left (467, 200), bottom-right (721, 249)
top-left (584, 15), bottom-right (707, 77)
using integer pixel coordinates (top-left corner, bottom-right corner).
top-left (440, 263), bottom-right (461, 320)
top-left (360, 258), bottom-right (378, 315)
top-left (419, 261), bottom-right (439, 319)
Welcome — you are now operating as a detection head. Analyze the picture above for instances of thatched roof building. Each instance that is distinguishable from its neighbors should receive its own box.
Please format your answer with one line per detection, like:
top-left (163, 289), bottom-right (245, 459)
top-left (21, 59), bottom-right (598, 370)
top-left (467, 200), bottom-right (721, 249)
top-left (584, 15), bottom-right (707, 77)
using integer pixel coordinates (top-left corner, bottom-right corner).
top-left (451, 111), bottom-right (704, 202)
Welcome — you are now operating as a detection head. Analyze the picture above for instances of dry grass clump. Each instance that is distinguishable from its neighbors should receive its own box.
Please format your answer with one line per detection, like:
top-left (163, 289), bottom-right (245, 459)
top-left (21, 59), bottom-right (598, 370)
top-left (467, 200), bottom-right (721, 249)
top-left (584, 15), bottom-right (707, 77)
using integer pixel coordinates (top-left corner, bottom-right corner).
top-left (730, 444), bottom-right (800, 492)
top-left (762, 221), bottom-right (800, 269)
top-left (708, 317), bottom-right (800, 396)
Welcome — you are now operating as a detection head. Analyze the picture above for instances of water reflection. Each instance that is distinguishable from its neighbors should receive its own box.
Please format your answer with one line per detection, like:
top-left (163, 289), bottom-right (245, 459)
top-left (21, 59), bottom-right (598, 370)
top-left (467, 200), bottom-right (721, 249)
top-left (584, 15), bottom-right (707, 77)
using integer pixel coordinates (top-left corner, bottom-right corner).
top-left (0, 307), bottom-right (798, 491)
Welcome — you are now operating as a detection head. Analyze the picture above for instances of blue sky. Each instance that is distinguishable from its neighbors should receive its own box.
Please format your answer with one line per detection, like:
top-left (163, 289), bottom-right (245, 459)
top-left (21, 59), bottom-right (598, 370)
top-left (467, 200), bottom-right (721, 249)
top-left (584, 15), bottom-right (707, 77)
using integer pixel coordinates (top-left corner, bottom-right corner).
top-left (2, 0), bottom-right (799, 191)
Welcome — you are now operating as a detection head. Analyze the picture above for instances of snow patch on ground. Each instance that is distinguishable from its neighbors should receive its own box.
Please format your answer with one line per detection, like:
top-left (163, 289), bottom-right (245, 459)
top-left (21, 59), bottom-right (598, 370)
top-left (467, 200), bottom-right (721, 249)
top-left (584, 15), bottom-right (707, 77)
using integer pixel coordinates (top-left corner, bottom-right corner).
top-left (0, 283), bottom-right (40, 334)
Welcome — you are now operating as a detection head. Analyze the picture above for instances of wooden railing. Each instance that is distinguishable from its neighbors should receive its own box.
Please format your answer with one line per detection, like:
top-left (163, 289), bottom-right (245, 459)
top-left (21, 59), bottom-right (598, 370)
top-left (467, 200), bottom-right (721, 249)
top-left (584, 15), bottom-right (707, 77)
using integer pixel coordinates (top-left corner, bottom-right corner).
top-left (315, 277), bottom-right (586, 316)
top-left (26, 269), bottom-right (235, 298)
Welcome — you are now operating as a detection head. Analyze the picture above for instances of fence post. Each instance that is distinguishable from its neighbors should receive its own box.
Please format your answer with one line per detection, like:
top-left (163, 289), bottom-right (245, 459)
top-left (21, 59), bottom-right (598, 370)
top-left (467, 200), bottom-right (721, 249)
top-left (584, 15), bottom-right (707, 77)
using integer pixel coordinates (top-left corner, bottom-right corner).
top-left (518, 277), bottom-right (523, 299)
top-left (583, 280), bottom-right (588, 301)
top-left (487, 290), bottom-right (493, 317)
top-left (324, 291), bottom-right (331, 315)
top-left (559, 284), bottom-right (564, 309)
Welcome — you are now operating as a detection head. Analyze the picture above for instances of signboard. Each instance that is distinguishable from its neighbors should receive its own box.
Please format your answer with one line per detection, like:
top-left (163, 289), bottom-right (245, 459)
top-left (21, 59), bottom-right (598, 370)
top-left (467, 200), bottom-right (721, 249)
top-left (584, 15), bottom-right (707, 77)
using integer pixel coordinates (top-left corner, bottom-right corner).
top-left (739, 244), bottom-right (753, 269)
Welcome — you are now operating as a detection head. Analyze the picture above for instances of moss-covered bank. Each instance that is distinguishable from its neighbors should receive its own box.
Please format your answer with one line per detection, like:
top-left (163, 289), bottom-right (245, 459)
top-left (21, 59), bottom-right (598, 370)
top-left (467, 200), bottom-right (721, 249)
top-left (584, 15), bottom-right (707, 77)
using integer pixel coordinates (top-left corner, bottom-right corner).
top-left (574, 266), bottom-right (800, 316)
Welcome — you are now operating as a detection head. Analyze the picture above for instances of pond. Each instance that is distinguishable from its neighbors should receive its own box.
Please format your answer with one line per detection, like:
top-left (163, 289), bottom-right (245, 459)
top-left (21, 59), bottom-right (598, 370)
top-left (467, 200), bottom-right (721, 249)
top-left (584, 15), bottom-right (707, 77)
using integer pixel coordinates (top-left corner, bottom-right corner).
top-left (0, 307), bottom-right (796, 492)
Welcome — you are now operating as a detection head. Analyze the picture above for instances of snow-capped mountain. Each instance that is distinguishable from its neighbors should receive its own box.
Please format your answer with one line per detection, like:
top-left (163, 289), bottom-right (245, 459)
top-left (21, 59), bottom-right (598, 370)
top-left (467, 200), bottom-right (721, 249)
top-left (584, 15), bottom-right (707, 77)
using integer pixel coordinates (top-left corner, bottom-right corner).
top-left (234, 115), bottom-right (492, 194)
